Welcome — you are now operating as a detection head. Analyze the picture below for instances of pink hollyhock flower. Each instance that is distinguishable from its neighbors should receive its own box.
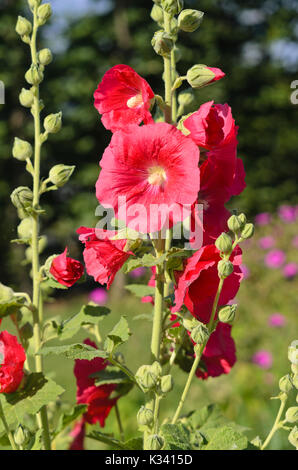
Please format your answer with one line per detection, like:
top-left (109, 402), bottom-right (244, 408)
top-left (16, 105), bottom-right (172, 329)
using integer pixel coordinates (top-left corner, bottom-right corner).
top-left (252, 350), bottom-right (272, 369)
top-left (255, 212), bottom-right (271, 226)
top-left (265, 249), bottom-right (285, 269)
top-left (77, 227), bottom-right (133, 289)
top-left (50, 248), bottom-right (84, 287)
top-left (240, 263), bottom-right (250, 279)
top-left (283, 262), bottom-right (298, 279)
top-left (94, 64), bottom-right (154, 132)
top-left (278, 204), bottom-right (297, 223)
top-left (195, 322), bottom-right (236, 380)
top-left (89, 288), bottom-right (108, 305)
top-left (0, 331), bottom-right (26, 393)
top-left (173, 245), bottom-right (243, 324)
top-left (96, 123), bottom-right (200, 234)
top-left (259, 236), bottom-right (275, 250)
top-left (268, 313), bottom-right (286, 328)
top-left (129, 267), bottom-right (146, 279)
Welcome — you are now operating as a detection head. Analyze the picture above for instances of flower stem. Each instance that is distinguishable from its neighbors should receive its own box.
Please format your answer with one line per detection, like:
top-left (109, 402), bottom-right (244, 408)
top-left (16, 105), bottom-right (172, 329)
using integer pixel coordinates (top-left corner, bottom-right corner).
top-left (163, 12), bottom-right (172, 124)
top-left (261, 398), bottom-right (287, 450)
top-left (0, 400), bottom-right (18, 450)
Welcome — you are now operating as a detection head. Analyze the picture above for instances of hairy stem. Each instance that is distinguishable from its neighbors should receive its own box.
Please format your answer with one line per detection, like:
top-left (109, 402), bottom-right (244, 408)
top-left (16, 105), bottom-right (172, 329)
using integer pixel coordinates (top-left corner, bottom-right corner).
top-left (261, 399), bottom-right (287, 450)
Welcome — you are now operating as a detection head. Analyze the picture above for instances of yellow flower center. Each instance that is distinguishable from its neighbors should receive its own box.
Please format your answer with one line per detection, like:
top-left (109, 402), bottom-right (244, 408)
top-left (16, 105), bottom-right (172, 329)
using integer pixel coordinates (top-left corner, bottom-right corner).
top-left (148, 166), bottom-right (167, 186)
top-left (127, 93), bottom-right (143, 109)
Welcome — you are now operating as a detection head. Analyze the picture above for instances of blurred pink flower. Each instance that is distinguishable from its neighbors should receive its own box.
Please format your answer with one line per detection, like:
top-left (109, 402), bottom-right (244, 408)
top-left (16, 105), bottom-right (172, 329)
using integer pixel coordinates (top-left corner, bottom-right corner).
top-left (255, 212), bottom-right (271, 226)
top-left (259, 236), bottom-right (275, 250)
top-left (292, 236), bottom-right (298, 248)
top-left (240, 264), bottom-right (250, 279)
top-left (89, 288), bottom-right (108, 305)
top-left (252, 350), bottom-right (273, 369)
top-left (283, 262), bottom-right (298, 279)
top-left (129, 267), bottom-right (146, 279)
top-left (278, 205), bottom-right (297, 223)
top-left (265, 249), bottom-right (285, 269)
top-left (268, 313), bottom-right (286, 328)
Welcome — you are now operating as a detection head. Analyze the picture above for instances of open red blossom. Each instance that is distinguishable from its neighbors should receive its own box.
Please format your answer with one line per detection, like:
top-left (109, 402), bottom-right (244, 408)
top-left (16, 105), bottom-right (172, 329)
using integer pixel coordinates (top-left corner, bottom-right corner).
top-left (77, 227), bottom-right (133, 289)
top-left (96, 123), bottom-right (200, 234)
top-left (195, 323), bottom-right (236, 380)
top-left (0, 331), bottom-right (26, 393)
top-left (173, 244), bottom-right (243, 324)
top-left (50, 248), bottom-right (84, 287)
top-left (94, 64), bottom-right (155, 132)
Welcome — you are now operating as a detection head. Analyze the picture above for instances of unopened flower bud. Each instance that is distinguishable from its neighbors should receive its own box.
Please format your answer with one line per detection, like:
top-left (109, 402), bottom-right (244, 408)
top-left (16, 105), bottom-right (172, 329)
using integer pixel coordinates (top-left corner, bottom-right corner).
top-left (215, 233), bottom-right (233, 254)
top-left (182, 314), bottom-right (197, 331)
top-left (241, 223), bottom-right (254, 240)
top-left (11, 186), bottom-right (33, 212)
top-left (137, 406), bottom-right (154, 426)
top-left (14, 425), bottom-right (30, 447)
top-left (151, 4), bottom-right (164, 26)
top-left (227, 214), bottom-right (242, 233)
top-left (150, 361), bottom-right (162, 378)
top-left (152, 30), bottom-right (174, 57)
top-left (37, 3), bottom-right (52, 25)
top-left (285, 407), bottom-right (298, 424)
top-left (25, 65), bottom-right (44, 85)
top-left (49, 164), bottom-right (75, 187)
top-left (19, 88), bottom-right (34, 108)
top-left (12, 138), bottom-right (33, 161)
top-left (161, 0), bottom-right (183, 16)
top-left (288, 344), bottom-right (298, 365)
top-left (16, 16), bottom-right (32, 37)
top-left (218, 304), bottom-right (237, 324)
top-left (28, 0), bottom-right (42, 8)
top-left (135, 365), bottom-right (157, 390)
top-left (279, 374), bottom-right (293, 393)
top-left (186, 64), bottom-right (218, 89)
top-left (218, 259), bottom-right (234, 279)
top-left (44, 112), bottom-right (62, 134)
top-left (191, 323), bottom-right (209, 344)
top-left (288, 426), bottom-right (298, 449)
top-left (238, 213), bottom-right (247, 226)
top-left (178, 9), bottom-right (204, 32)
top-left (160, 374), bottom-right (173, 394)
top-left (0, 282), bottom-right (14, 303)
top-left (17, 218), bottom-right (33, 239)
top-left (38, 48), bottom-right (53, 66)
top-left (145, 434), bottom-right (164, 451)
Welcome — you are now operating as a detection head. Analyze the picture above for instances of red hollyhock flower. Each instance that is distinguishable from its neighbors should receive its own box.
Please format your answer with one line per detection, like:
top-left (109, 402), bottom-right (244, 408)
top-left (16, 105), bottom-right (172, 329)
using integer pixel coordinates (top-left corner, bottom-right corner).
top-left (173, 244), bottom-right (243, 324)
top-left (77, 227), bottom-right (133, 289)
top-left (96, 123), bottom-right (200, 234)
top-left (205, 67), bottom-right (225, 85)
top-left (0, 331), bottom-right (26, 393)
top-left (195, 322), bottom-right (236, 380)
top-left (70, 339), bottom-right (119, 450)
top-left (50, 248), bottom-right (84, 287)
top-left (94, 64), bottom-right (155, 132)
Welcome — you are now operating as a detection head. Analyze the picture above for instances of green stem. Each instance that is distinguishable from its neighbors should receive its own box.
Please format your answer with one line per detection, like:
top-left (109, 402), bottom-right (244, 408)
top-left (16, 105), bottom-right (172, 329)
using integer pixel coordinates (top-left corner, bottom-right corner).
top-left (163, 12), bottom-right (172, 124)
top-left (0, 400), bottom-right (18, 450)
top-left (153, 396), bottom-right (162, 434)
top-left (114, 402), bottom-right (125, 442)
top-left (261, 399), bottom-right (287, 450)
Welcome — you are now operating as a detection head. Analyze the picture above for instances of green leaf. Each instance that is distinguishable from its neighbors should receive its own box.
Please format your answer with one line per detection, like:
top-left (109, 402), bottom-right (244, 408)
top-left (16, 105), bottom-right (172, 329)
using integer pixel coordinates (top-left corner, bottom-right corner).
top-left (125, 284), bottom-right (155, 298)
top-left (57, 303), bottom-right (110, 340)
top-left (161, 423), bottom-right (192, 450)
top-left (202, 425), bottom-right (248, 450)
top-left (0, 373), bottom-right (64, 431)
top-left (123, 253), bottom-right (166, 274)
top-left (91, 366), bottom-right (132, 386)
top-left (0, 299), bottom-right (24, 319)
top-left (38, 343), bottom-right (108, 361)
top-left (87, 431), bottom-right (143, 450)
top-left (104, 316), bottom-right (131, 353)
top-left (54, 404), bottom-right (87, 438)
top-left (42, 277), bottom-right (68, 290)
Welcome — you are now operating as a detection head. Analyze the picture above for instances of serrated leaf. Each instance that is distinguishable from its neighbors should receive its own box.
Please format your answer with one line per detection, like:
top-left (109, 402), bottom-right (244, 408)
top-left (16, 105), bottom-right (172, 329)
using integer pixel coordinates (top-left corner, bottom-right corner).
top-left (105, 316), bottom-right (131, 353)
top-left (123, 253), bottom-right (166, 274)
top-left (54, 404), bottom-right (87, 438)
top-left (0, 373), bottom-right (64, 431)
top-left (203, 425), bottom-right (248, 450)
top-left (91, 366), bottom-right (132, 386)
top-left (57, 303), bottom-right (110, 340)
top-left (125, 284), bottom-right (155, 298)
top-left (161, 423), bottom-right (192, 450)
top-left (38, 343), bottom-right (108, 361)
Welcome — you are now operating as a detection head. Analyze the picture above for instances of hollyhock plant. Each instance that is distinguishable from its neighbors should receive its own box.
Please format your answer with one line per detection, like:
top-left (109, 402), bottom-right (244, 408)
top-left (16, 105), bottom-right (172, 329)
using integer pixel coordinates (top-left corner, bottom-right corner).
top-left (264, 249), bottom-right (286, 269)
top-left (50, 248), bottom-right (84, 287)
top-left (95, 122), bottom-right (200, 234)
top-left (268, 313), bottom-right (286, 328)
top-left (94, 64), bottom-right (154, 132)
top-left (255, 212), bottom-right (271, 226)
top-left (0, 331), bottom-right (26, 393)
top-left (252, 351), bottom-right (273, 370)
top-left (259, 236), bottom-right (275, 250)
top-left (278, 205), bottom-right (297, 223)
top-left (88, 288), bottom-right (108, 305)
top-left (283, 262), bottom-right (298, 279)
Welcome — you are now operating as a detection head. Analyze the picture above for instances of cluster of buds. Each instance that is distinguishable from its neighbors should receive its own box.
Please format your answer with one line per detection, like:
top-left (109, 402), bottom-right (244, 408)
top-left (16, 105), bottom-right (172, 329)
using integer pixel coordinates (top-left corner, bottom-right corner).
top-left (135, 361), bottom-right (173, 397)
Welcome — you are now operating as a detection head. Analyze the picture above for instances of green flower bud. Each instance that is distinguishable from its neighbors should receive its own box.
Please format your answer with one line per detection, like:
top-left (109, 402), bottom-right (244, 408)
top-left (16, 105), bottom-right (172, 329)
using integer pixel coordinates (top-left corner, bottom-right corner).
top-left (285, 407), bottom-right (298, 424)
top-left (37, 3), bottom-right (52, 25)
top-left (191, 323), bottom-right (209, 344)
top-left (44, 112), bottom-right (62, 134)
top-left (0, 282), bottom-right (14, 303)
top-left (28, 0), bottom-right (42, 8)
top-left (11, 186), bottom-right (33, 212)
top-left (279, 374), bottom-right (293, 393)
top-left (38, 48), bottom-right (53, 66)
top-left (16, 16), bottom-right (32, 36)
top-left (151, 30), bottom-right (174, 57)
top-left (19, 88), bottom-right (34, 108)
top-left (178, 9), bottom-right (204, 32)
top-left (17, 218), bottom-right (33, 239)
top-left (161, 0), bottom-right (183, 16)
top-left (288, 426), bottom-right (298, 449)
top-left (25, 65), bottom-right (44, 85)
top-left (240, 223), bottom-right (255, 240)
top-left (227, 214), bottom-right (242, 233)
top-left (182, 313), bottom-right (197, 331)
top-left (150, 361), bottom-right (162, 379)
top-left (135, 365), bottom-right (157, 390)
top-left (145, 434), bottom-right (164, 451)
top-left (218, 304), bottom-right (237, 324)
top-left (160, 374), bottom-right (173, 394)
top-left (288, 343), bottom-right (298, 365)
top-left (186, 64), bottom-right (215, 89)
top-left (137, 406), bottom-right (154, 426)
top-left (48, 164), bottom-right (75, 187)
top-left (178, 88), bottom-right (194, 107)
top-left (218, 259), bottom-right (234, 279)
top-left (151, 5), bottom-right (164, 26)
top-left (238, 213), bottom-right (247, 226)
top-left (12, 138), bottom-right (33, 161)
top-left (215, 232), bottom-right (233, 254)
top-left (14, 425), bottom-right (31, 447)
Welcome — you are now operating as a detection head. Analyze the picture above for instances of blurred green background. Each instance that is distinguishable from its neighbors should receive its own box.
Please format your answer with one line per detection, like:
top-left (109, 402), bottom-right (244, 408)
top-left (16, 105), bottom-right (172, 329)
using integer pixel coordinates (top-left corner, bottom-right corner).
top-left (0, 0), bottom-right (297, 450)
